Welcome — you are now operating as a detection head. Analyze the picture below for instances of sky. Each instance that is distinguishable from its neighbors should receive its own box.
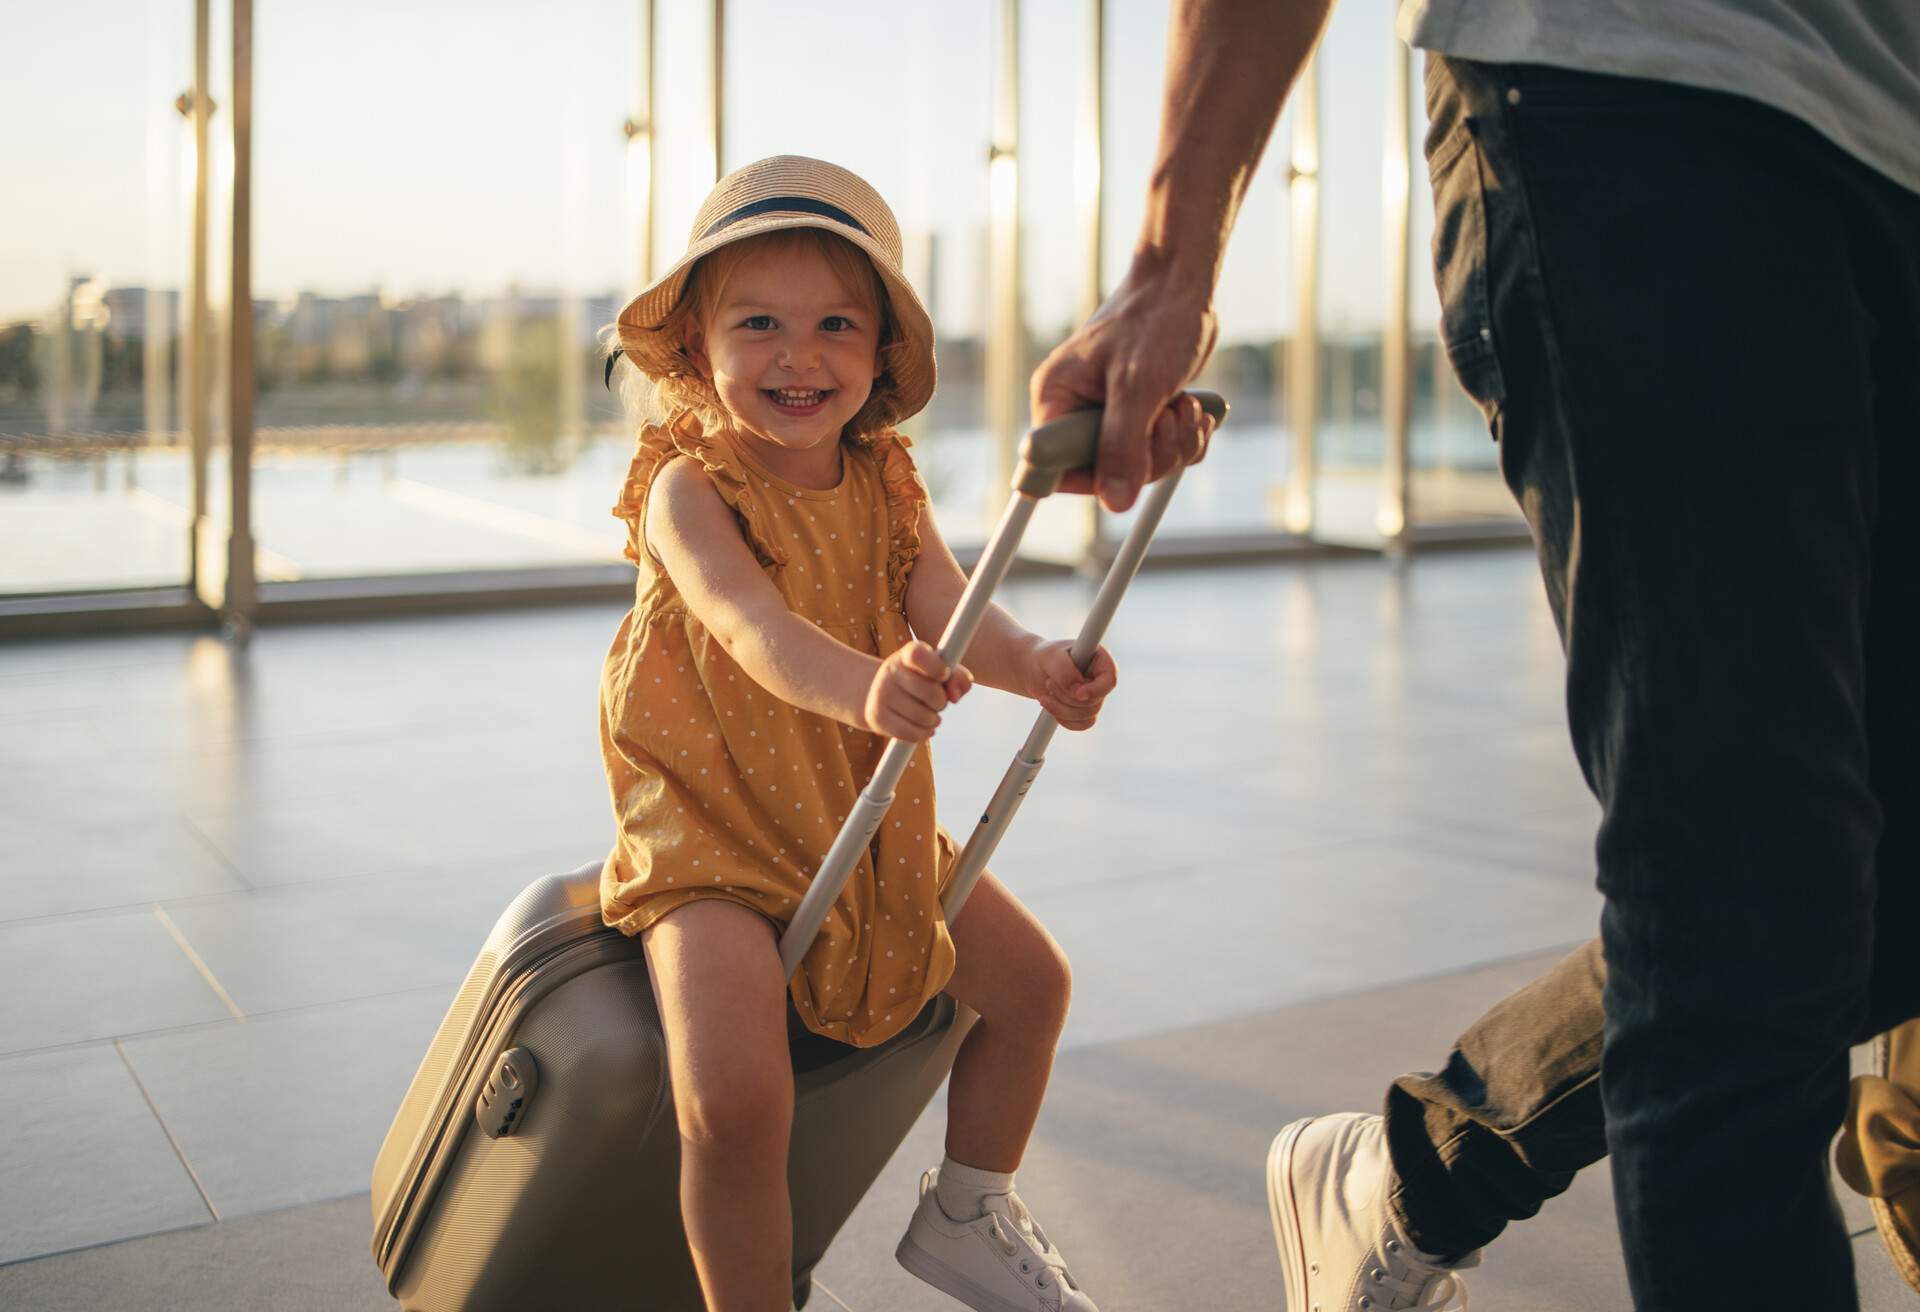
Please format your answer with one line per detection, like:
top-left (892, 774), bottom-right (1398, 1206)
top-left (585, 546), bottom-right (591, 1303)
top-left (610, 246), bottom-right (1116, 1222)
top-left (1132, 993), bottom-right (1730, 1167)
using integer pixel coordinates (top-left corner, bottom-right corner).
top-left (0, 0), bottom-right (1440, 342)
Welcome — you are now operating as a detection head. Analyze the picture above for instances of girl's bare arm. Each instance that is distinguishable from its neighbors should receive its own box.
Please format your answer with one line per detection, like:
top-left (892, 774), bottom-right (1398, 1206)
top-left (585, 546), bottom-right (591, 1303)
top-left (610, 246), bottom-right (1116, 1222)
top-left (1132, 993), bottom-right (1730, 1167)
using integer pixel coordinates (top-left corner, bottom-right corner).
top-left (902, 507), bottom-right (1041, 694)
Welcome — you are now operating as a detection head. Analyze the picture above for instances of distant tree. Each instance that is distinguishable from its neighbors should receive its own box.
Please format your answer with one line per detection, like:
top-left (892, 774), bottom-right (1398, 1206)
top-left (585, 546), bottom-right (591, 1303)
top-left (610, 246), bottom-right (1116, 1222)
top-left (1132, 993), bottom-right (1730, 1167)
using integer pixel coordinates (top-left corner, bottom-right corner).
top-left (255, 320), bottom-right (290, 394)
top-left (491, 317), bottom-right (575, 476)
top-left (369, 341), bottom-right (402, 384)
top-left (0, 324), bottom-right (39, 394)
top-left (102, 333), bottom-right (143, 391)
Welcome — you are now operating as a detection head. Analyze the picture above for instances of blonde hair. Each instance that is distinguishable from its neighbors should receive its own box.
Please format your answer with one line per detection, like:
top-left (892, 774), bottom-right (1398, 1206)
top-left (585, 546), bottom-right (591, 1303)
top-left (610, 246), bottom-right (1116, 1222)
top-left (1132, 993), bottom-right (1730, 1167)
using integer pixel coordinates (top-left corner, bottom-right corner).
top-left (605, 228), bottom-right (912, 442)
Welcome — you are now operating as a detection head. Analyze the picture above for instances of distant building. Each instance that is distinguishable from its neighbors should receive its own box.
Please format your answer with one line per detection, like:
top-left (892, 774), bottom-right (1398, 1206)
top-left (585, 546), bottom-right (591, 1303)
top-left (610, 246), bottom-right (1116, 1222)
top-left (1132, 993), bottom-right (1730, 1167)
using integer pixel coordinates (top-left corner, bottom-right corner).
top-left (96, 287), bottom-right (182, 344)
top-left (389, 295), bottom-right (470, 377)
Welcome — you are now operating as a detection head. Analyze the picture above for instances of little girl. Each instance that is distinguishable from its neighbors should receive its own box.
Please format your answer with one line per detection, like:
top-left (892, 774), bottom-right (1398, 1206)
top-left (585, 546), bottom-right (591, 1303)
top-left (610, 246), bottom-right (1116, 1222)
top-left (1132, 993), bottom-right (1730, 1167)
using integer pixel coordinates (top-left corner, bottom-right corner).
top-left (600, 155), bottom-right (1115, 1312)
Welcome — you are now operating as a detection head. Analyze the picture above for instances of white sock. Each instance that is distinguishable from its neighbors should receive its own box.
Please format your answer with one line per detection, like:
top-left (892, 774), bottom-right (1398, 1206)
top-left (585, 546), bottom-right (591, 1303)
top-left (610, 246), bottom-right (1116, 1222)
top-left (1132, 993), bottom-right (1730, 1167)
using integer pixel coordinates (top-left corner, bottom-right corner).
top-left (934, 1155), bottom-right (1016, 1221)
top-left (1389, 1209), bottom-right (1477, 1269)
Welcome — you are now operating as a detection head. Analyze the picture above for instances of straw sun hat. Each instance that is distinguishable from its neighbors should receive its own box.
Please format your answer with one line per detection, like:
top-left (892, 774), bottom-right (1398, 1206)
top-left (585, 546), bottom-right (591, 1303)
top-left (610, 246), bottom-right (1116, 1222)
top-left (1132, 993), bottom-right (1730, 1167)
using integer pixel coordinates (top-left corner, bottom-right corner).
top-left (614, 155), bottom-right (937, 424)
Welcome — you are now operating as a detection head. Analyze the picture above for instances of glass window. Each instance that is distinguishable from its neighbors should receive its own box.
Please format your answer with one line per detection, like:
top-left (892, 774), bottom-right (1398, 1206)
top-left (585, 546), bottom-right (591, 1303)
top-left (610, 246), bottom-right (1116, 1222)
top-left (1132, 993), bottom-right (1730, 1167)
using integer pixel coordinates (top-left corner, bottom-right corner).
top-left (724, 1), bottom-right (993, 549)
top-left (1309, 2), bottom-right (1391, 547)
top-left (652, 0), bottom-right (717, 277)
top-left (1013, 0), bottom-right (1098, 561)
top-left (1104, 1), bottom-right (1295, 541)
top-left (6, 3), bottom-right (1518, 630)
top-left (0, 4), bottom-right (193, 596)
top-left (242, 0), bottom-right (643, 582)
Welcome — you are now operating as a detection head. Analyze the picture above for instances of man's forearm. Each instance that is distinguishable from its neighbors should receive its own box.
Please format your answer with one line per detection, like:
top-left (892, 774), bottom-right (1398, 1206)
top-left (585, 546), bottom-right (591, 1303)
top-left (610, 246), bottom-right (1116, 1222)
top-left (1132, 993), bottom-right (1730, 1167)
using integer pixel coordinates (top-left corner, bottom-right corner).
top-left (1137, 0), bottom-right (1333, 291)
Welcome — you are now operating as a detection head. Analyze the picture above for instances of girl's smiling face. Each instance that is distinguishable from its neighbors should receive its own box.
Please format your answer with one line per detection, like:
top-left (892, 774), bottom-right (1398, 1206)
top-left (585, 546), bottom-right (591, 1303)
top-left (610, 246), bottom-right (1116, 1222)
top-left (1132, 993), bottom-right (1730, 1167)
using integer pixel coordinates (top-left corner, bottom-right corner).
top-left (686, 239), bottom-right (884, 488)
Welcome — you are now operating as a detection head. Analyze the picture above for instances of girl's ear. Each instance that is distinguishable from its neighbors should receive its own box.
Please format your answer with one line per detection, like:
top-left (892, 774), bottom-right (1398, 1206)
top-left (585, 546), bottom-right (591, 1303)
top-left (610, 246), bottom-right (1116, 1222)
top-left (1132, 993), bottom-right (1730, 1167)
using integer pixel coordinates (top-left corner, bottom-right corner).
top-left (684, 325), bottom-right (712, 379)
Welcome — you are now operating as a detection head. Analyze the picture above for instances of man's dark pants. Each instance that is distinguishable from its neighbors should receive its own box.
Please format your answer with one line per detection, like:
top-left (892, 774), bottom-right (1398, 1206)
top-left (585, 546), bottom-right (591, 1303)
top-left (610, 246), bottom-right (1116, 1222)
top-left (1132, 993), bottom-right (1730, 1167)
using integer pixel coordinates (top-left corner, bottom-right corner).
top-left (1381, 55), bottom-right (1920, 1307)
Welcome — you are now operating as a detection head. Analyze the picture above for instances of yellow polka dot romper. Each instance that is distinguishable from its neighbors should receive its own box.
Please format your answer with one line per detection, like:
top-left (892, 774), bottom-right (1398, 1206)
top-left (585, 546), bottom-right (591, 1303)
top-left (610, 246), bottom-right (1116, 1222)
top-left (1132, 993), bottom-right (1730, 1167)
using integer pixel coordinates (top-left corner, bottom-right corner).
top-left (599, 409), bottom-right (958, 1049)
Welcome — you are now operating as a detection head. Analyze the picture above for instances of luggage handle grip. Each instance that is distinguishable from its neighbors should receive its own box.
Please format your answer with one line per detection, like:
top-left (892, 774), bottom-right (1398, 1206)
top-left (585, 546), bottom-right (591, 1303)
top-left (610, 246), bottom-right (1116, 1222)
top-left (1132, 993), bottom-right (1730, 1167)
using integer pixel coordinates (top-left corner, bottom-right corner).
top-left (777, 389), bottom-right (1229, 983)
top-left (1012, 388), bottom-right (1227, 497)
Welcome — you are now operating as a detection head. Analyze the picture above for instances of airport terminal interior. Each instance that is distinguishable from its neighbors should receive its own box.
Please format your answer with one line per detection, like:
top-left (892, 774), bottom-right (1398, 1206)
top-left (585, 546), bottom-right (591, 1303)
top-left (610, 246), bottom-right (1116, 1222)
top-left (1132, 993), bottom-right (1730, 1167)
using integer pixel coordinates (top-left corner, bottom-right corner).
top-left (3, 2), bottom-right (1910, 1308)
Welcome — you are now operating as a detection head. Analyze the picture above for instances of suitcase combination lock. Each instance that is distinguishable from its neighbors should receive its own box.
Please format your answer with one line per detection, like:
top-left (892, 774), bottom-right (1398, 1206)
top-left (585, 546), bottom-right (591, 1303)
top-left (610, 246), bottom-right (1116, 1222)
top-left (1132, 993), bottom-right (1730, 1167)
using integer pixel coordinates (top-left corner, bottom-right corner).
top-left (475, 1047), bottom-right (540, 1139)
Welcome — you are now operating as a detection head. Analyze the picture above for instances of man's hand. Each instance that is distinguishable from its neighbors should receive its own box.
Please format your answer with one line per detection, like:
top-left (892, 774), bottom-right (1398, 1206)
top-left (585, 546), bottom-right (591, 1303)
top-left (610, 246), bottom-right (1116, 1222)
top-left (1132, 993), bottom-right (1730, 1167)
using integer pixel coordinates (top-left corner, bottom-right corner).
top-left (1029, 262), bottom-right (1221, 513)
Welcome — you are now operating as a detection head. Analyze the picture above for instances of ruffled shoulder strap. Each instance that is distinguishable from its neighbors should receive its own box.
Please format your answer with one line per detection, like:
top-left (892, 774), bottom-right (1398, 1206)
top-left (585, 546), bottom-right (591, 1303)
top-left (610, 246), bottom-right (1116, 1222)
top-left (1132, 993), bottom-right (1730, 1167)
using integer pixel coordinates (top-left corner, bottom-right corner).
top-left (867, 428), bottom-right (928, 607)
top-left (610, 408), bottom-right (789, 570)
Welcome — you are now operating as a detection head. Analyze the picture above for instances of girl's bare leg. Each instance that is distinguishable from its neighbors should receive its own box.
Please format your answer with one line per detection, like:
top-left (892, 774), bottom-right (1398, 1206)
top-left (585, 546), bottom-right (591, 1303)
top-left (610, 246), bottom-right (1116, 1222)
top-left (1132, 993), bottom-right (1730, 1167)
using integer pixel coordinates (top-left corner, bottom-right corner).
top-left (940, 872), bottom-right (1073, 1171)
top-left (643, 900), bottom-right (795, 1312)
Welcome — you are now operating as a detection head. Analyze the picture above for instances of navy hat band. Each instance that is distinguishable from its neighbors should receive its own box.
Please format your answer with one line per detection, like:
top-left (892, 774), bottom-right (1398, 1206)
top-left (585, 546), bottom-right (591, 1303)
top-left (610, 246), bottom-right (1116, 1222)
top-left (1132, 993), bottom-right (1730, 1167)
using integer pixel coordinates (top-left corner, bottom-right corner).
top-left (700, 196), bottom-right (870, 241)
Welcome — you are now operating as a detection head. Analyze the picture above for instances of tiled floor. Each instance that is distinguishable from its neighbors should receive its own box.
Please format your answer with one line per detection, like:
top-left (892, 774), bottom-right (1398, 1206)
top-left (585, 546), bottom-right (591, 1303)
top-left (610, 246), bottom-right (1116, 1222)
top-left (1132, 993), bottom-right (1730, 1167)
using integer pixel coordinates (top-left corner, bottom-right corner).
top-left (0, 551), bottom-right (1910, 1308)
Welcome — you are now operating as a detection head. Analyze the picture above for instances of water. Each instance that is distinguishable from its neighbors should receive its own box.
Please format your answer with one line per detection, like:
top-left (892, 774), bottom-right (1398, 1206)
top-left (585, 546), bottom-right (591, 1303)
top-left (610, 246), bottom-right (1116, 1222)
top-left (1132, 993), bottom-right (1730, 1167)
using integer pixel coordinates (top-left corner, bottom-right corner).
top-left (0, 419), bottom-right (1503, 595)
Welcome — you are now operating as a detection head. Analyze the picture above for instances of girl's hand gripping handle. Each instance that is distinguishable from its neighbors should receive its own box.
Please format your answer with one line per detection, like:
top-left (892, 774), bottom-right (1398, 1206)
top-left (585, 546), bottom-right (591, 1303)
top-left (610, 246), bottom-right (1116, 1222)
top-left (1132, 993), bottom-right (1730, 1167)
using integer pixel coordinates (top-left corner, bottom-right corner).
top-left (865, 640), bottom-right (972, 742)
top-left (778, 489), bottom-right (1036, 980)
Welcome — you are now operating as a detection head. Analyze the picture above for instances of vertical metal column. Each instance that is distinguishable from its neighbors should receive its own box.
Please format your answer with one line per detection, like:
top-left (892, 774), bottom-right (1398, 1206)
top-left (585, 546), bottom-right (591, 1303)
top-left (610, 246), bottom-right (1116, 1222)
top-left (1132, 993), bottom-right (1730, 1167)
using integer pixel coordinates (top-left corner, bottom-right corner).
top-left (1380, 34), bottom-right (1413, 549)
top-left (624, 0), bottom-right (656, 285)
top-left (1282, 56), bottom-right (1320, 535)
top-left (710, 0), bottom-right (725, 179)
top-left (1077, 0), bottom-right (1106, 562)
top-left (223, 0), bottom-right (257, 636)
top-left (186, 0), bottom-right (213, 594)
top-left (1076, 0), bottom-right (1103, 332)
top-left (985, 0), bottom-right (1021, 518)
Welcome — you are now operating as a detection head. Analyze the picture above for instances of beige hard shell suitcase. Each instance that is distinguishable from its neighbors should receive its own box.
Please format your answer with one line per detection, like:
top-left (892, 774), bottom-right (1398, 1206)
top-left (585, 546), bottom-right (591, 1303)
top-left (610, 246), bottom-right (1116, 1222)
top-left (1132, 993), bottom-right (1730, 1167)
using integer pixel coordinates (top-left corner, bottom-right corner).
top-left (369, 860), bottom-right (969, 1310)
top-left (369, 394), bottom-right (1228, 1311)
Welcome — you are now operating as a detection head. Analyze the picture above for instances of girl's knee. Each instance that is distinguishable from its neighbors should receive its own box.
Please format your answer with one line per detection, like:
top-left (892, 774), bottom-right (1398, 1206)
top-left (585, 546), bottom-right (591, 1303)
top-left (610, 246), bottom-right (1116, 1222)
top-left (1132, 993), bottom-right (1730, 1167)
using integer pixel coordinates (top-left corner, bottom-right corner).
top-left (676, 1064), bottom-right (793, 1155)
top-left (948, 886), bottom-right (1073, 1035)
top-left (1003, 932), bottom-right (1072, 1036)
top-left (1037, 935), bottom-right (1072, 1014)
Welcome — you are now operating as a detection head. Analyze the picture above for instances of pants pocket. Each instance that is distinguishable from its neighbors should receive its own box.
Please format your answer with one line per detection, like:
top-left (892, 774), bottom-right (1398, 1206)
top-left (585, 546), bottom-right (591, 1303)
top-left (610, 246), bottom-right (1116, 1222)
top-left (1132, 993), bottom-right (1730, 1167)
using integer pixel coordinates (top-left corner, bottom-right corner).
top-left (1427, 122), bottom-right (1507, 430)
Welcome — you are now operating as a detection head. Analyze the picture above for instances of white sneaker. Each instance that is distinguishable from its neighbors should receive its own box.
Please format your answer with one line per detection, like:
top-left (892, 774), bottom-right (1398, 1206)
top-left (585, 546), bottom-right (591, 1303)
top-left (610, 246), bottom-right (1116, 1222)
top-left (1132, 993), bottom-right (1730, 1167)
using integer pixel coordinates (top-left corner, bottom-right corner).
top-left (896, 1168), bottom-right (1099, 1312)
top-left (1267, 1113), bottom-right (1478, 1311)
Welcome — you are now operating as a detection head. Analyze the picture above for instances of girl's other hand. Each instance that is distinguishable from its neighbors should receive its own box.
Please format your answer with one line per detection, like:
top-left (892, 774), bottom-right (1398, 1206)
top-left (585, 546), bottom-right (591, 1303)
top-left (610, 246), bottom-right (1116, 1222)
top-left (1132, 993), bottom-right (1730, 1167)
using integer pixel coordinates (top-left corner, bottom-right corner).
top-left (866, 640), bottom-right (972, 741)
top-left (1026, 640), bottom-right (1118, 731)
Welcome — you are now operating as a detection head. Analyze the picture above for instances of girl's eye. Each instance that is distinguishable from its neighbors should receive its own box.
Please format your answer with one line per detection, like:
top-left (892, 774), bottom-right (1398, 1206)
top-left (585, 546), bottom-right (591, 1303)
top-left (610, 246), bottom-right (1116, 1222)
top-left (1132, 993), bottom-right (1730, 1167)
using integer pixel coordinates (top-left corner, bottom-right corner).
top-left (821, 315), bottom-right (857, 332)
top-left (741, 315), bottom-right (774, 331)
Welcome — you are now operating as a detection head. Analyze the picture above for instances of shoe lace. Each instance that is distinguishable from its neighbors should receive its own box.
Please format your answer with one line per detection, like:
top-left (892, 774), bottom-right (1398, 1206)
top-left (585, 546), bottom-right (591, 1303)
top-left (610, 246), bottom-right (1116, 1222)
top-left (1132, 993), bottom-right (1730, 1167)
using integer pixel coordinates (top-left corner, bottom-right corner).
top-left (985, 1193), bottom-right (1080, 1293)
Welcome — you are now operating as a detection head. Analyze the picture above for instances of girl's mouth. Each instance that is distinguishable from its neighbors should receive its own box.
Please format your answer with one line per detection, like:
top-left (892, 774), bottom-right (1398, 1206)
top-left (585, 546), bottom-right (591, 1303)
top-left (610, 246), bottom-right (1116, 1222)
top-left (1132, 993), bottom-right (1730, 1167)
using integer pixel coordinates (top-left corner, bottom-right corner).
top-left (765, 387), bottom-right (833, 416)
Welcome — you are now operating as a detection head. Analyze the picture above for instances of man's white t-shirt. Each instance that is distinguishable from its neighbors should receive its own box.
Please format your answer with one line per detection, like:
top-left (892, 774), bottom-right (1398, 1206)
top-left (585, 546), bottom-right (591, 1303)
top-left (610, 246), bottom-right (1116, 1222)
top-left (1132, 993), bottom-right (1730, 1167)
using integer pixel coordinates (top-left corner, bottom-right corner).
top-left (1396, 0), bottom-right (1920, 195)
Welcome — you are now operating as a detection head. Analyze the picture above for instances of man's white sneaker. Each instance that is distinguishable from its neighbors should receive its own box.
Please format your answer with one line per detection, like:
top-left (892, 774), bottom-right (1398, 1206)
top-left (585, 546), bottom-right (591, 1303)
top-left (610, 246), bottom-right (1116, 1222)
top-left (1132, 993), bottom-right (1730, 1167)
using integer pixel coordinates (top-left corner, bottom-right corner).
top-left (895, 1168), bottom-right (1098, 1312)
top-left (1267, 1113), bottom-right (1478, 1311)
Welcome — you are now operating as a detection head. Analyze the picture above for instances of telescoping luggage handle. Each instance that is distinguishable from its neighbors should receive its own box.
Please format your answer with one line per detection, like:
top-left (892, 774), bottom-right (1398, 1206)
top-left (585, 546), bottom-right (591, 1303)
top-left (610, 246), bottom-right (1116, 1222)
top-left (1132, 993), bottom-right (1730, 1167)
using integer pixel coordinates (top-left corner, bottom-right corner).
top-left (777, 390), bottom-right (1229, 978)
